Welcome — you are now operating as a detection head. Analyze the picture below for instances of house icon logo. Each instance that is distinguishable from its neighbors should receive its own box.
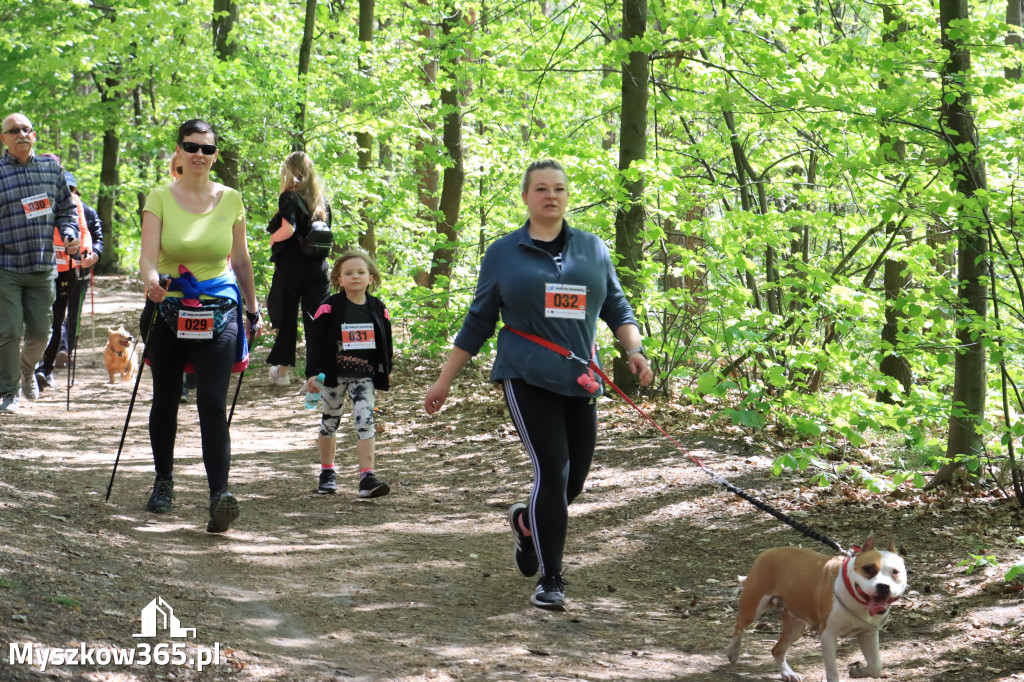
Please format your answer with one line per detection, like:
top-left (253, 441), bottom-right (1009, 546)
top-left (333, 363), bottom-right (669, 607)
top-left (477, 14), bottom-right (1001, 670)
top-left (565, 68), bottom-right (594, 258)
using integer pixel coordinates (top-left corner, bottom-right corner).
top-left (133, 597), bottom-right (197, 638)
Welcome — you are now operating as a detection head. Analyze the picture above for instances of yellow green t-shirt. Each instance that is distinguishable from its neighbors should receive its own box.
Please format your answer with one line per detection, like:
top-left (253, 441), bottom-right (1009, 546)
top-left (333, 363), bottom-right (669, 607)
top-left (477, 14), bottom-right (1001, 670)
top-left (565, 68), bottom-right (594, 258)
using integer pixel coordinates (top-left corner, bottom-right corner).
top-left (143, 184), bottom-right (244, 284)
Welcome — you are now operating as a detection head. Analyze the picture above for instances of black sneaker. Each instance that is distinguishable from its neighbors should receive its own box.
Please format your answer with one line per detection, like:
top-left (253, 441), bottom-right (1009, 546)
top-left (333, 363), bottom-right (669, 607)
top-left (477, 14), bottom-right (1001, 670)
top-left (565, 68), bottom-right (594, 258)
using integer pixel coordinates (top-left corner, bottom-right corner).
top-left (207, 490), bottom-right (240, 533)
top-left (357, 473), bottom-right (390, 499)
top-left (317, 469), bottom-right (337, 494)
top-left (146, 478), bottom-right (174, 513)
top-left (35, 371), bottom-right (54, 392)
top-left (508, 503), bottom-right (539, 577)
top-left (531, 574), bottom-right (567, 611)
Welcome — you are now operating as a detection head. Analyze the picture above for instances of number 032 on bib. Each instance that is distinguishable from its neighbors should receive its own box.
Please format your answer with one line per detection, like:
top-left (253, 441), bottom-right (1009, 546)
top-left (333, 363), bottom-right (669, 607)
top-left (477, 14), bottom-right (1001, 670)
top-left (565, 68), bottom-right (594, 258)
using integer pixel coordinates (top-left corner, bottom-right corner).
top-left (544, 283), bottom-right (587, 320)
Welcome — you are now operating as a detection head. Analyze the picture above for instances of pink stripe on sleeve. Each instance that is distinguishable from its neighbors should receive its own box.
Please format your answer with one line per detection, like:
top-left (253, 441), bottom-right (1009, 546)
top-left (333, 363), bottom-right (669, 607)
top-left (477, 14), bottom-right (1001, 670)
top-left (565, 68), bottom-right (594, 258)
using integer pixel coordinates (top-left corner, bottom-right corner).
top-left (313, 303), bottom-right (332, 320)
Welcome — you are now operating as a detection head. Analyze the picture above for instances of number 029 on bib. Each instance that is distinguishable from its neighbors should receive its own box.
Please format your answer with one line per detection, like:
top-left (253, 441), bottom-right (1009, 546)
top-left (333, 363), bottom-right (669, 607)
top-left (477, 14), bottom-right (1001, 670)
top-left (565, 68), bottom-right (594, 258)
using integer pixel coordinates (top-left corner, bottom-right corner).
top-left (544, 283), bottom-right (587, 319)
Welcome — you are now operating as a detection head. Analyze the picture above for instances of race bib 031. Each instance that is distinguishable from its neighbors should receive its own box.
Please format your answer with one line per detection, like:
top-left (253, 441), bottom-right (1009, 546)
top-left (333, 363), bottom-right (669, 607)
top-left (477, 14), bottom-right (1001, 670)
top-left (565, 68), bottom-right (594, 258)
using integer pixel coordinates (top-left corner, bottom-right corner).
top-left (341, 323), bottom-right (376, 350)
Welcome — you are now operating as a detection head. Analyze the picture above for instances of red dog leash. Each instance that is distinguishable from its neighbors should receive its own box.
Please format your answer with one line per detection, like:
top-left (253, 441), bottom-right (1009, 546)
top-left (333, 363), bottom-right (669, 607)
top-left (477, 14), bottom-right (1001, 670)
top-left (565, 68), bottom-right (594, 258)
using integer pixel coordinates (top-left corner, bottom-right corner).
top-left (506, 325), bottom-right (707, 468)
top-left (505, 325), bottom-right (851, 555)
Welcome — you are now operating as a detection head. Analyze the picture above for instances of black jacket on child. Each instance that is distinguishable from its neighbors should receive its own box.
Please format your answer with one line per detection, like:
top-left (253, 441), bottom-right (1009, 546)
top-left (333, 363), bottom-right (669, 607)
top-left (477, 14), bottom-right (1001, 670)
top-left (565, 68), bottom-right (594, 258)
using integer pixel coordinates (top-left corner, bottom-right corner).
top-left (305, 292), bottom-right (393, 391)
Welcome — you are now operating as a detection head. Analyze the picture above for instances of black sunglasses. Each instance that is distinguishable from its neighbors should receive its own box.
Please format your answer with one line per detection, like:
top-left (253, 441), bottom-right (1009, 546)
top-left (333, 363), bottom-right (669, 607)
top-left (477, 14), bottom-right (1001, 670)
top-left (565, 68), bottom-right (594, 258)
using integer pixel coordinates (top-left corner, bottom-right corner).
top-left (180, 141), bottom-right (217, 155)
top-left (3, 125), bottom-right (33, 135)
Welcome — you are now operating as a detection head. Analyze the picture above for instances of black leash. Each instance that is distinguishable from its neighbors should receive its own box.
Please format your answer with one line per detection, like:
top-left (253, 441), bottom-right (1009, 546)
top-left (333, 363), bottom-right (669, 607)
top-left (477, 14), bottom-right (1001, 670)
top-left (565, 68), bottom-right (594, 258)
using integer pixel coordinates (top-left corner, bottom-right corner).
top-left (507, 326), bottom-right (850, 555)
top-left (595, 364), bottom-right (850, 555)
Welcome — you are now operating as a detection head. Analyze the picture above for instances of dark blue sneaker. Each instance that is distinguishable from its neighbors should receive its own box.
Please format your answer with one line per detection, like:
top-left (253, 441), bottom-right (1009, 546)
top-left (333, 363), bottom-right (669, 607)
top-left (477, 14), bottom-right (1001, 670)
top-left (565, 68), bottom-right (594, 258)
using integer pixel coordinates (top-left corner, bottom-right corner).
top-left (531, 574), bottom-right (567, 611)
top-left (318, 469), bottom-right (337, 494)
top-left (508, 503), bottom-right (539, 577)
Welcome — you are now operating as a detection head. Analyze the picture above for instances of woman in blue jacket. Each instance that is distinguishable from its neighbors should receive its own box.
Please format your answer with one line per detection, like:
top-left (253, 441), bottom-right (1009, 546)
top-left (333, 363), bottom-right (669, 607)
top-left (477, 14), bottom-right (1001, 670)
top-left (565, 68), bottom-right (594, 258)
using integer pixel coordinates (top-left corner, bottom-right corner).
top-left (424, 160), bottom-right (653, 611)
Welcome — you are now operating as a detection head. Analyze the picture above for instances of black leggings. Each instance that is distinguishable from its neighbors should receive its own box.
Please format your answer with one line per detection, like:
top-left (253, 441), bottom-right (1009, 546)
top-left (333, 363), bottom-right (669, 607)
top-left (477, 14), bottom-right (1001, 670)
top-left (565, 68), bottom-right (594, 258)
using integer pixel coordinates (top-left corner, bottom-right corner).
top-left (39, 269), bottom-right (76, 373)
top-left (146, 310), bottom-right (238, 493)
top-left (502, 378), bottom-right (597, 578)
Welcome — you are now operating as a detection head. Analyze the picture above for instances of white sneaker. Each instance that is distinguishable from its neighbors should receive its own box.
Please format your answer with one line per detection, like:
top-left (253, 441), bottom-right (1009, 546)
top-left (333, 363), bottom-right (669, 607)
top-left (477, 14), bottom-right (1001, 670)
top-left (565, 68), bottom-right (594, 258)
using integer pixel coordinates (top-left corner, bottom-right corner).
top-left (268, 365), bottom-right (291, 385)
top-left (21, 372), bottom-right (38, 401)
top-left (0, 391), bottom-right (20, 413)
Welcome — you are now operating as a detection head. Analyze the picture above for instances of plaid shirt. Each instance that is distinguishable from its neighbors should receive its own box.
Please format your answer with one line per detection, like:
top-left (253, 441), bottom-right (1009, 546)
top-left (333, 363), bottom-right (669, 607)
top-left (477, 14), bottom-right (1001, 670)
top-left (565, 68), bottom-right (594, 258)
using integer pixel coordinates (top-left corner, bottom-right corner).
top-left (0, 150), bottom-right (77, 273)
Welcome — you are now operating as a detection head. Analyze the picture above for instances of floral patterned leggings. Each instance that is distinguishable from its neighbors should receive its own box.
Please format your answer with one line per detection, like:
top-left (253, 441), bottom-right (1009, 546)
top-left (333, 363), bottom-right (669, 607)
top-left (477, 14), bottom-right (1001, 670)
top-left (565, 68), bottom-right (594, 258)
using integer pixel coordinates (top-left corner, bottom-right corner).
top-left (319, 377), bottom-right (375, 440)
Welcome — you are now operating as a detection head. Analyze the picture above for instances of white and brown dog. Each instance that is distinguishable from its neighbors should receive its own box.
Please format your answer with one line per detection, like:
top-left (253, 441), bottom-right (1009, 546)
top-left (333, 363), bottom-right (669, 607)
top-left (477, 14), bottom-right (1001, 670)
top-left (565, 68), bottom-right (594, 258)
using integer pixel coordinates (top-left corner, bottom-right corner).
top-left (104, 325), bottom-right (138, 383)
top-left (726, 536), bottom-right (907, 682)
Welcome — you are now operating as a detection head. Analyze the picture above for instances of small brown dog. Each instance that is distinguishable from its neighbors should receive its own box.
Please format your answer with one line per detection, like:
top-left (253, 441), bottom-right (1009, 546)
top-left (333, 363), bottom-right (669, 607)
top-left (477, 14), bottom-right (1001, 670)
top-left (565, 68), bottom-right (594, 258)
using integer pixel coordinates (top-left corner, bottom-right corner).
top-left (104, 325), bottom-right (138, 383)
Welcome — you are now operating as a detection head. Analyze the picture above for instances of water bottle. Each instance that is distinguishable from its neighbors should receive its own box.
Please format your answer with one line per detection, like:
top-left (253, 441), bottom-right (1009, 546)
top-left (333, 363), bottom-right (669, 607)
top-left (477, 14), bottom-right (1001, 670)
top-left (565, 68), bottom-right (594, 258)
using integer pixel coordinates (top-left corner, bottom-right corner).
top-left (303, 373), bottom-right (326, 410)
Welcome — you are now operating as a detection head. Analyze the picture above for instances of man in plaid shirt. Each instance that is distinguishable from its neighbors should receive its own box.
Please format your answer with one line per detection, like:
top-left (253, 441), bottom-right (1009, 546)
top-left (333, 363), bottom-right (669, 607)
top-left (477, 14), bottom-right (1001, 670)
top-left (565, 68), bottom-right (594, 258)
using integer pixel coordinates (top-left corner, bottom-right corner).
top-left (0, 113), bottom-right (80, 413)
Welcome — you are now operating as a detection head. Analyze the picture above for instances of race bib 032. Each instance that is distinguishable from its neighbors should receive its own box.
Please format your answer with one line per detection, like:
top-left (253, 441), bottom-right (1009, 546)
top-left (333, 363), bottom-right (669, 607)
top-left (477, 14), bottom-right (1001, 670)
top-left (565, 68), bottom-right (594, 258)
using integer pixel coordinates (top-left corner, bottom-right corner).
top-left (544, 283), bottom-right (587, 320)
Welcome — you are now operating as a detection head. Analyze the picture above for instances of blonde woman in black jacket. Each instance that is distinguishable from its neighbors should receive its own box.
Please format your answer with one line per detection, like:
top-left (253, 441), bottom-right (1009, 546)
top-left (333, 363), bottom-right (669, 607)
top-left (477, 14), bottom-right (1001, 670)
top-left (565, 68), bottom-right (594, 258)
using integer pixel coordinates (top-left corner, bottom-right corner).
top-left (266, 151), bottom-right (330, 385)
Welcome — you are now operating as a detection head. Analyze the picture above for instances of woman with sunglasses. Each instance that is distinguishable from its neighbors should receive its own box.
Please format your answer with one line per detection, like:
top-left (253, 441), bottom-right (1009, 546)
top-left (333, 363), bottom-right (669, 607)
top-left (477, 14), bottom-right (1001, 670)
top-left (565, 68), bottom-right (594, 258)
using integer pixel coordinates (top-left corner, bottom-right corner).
top-left (264, 151), bottom-right (331, 386)
top-left (139, 119), bottom-right (261, 534)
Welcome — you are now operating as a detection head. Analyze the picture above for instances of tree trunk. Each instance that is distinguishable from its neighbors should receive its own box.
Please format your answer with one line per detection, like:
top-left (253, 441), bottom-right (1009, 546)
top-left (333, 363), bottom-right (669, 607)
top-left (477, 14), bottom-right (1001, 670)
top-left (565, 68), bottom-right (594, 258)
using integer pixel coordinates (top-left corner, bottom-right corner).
top-left (1007, 0), bottom-right (1022, 80)
top-left (877, 5), bottom-right (913, 403)
top-left (357, 0), bottom-right (377, 256)
top-left (414, 0), bottom-right (439, 288)
top-left (928, 0), bottom-right (990, 488)
top-left (96, 127), bottom-right (120, 274)
top-left (211, 0), bottom-right (240, 189)
top-left (612, 0), bottom-right (648, 393)
top-left (294, 0), bottom-right (318, 151)
top-left (426, 7), bottom-right (465, 289)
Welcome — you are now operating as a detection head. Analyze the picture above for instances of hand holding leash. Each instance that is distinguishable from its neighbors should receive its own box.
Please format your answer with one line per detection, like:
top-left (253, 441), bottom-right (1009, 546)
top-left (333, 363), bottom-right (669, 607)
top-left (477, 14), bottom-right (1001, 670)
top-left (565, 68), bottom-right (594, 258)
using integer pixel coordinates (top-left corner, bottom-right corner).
top-left (627, 352), bottom-right (653, 386)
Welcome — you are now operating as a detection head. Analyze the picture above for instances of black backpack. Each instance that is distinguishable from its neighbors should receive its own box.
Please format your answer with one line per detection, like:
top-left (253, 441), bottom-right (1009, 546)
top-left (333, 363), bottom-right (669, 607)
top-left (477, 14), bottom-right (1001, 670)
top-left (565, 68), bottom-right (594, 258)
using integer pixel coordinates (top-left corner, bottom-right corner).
top-left (294, 195), bottom-right (333, 258)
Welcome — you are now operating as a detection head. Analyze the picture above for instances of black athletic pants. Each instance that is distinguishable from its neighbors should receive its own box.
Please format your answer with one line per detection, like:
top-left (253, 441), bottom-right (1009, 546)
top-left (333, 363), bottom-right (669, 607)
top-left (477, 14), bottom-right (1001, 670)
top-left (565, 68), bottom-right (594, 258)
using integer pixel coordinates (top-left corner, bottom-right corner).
top-left (266, 257), bottom-right (328, 367)
top-left (38, 269), bottom-right (76, 373)
top-left (146, 310), bottom-right (238, 494)
top-left (502, 378), bottom-right (597, 578)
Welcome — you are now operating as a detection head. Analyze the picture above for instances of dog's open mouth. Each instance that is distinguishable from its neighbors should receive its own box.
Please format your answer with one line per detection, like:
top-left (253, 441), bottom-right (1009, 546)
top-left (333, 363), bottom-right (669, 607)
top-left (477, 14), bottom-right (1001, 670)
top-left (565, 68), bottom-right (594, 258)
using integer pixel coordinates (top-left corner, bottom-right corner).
top-left (866, 594), bottom-right (898, 616)
top-left (855, 585), bottom-right (900, 616)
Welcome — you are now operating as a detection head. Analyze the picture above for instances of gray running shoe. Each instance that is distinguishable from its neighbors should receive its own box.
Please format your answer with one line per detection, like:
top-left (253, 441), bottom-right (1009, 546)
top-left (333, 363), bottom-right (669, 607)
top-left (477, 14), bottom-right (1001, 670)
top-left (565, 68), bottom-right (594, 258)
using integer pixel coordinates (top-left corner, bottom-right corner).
top-left (21, 371), bottom-right (38, 401)
top-left (207, 490), bottom-right (240, 533)
top-left (146, 478), bottom-right (174, 513)
top-left (318, 469), bottom-right (337, 494)
top-left (531, 574), bottom-right (567, 611)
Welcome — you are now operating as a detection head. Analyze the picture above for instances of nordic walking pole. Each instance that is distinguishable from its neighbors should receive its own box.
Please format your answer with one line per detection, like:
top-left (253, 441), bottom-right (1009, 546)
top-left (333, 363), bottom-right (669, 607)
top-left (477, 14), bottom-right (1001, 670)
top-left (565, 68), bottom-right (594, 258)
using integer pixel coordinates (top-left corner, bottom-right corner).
top-left (228, 370), bottom-right (244, 426)
top-left (90, 268), bottom-right (95, 368)
top-left (228, 311), bottom-right (259, 426)
top-left (106, 279), bottom-right (168, 502)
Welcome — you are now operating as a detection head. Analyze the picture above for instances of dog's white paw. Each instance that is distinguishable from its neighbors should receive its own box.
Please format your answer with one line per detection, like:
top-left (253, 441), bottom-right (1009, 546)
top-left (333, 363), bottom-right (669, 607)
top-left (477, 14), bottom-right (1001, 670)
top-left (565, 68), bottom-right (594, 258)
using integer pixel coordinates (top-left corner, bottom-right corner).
top-left (848, 661), bottom-right (883, 678)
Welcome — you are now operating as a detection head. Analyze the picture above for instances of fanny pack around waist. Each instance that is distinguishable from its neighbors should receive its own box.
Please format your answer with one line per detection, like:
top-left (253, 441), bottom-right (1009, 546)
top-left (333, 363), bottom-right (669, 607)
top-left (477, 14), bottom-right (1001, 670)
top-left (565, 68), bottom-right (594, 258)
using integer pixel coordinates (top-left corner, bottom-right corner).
top-left (158, 296), bottom-right (236, 339)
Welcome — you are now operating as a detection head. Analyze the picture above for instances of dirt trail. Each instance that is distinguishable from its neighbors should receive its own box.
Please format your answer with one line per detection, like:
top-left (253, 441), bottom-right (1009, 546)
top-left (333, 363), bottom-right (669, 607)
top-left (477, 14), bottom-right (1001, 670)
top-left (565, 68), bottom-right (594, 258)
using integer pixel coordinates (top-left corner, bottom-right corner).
top-left (1, 275), bottom-right (1022, 681)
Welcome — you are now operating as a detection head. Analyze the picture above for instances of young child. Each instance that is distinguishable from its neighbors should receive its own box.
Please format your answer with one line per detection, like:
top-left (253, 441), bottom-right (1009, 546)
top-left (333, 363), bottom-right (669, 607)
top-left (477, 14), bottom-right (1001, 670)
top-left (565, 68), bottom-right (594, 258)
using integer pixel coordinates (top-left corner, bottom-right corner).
top-left (305, 249), bottom-right (394, 497)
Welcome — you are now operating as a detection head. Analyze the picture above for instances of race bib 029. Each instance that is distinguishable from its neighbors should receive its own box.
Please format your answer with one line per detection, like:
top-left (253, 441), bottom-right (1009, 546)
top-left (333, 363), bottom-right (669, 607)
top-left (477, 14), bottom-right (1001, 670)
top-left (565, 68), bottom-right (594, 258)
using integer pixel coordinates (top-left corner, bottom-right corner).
top-left (176, 309), bottom-right (215, 340)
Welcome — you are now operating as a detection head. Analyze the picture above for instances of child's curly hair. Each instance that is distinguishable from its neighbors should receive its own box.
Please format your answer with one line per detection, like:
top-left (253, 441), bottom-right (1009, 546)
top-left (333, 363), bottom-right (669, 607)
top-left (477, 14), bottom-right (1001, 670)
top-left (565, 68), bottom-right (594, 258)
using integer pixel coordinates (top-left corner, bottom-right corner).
top-left (330, 249), bottom-right (382, 294)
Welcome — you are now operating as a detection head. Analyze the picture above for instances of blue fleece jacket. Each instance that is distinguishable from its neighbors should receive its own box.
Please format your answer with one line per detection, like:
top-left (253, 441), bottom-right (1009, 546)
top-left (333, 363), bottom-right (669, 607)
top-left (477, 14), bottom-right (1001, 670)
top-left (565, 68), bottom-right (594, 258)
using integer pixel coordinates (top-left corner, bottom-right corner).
top-left (453, 220), bottom-right (637, 398)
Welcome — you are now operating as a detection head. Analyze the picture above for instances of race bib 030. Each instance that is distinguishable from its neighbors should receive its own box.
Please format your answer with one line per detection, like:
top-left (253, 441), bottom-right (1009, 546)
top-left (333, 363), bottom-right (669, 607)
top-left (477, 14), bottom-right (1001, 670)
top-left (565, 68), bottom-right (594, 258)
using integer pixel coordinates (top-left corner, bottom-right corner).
top-left (21, 193), bottom-right (53, 219)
